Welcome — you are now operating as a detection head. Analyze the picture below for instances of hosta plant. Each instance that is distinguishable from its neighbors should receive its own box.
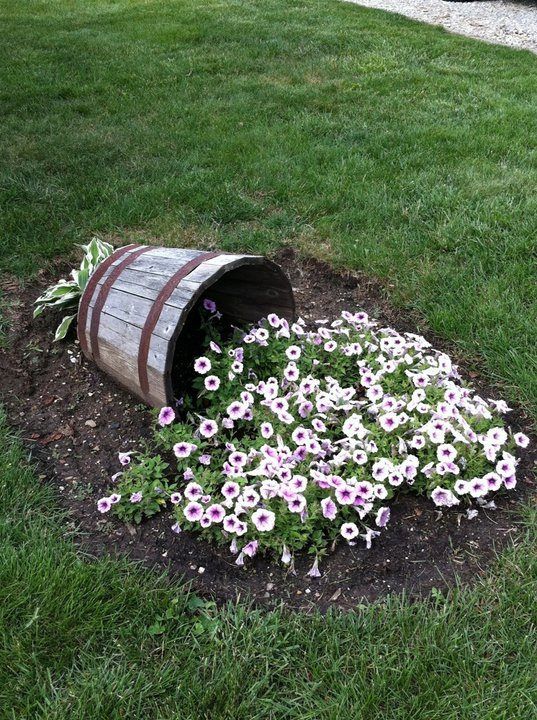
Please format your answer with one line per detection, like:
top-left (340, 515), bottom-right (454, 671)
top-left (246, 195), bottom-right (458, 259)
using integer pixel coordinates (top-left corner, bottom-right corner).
top-left (34, 237), bottom-right (114, 340)
top-left (99, 301), bottom-right (530, 576)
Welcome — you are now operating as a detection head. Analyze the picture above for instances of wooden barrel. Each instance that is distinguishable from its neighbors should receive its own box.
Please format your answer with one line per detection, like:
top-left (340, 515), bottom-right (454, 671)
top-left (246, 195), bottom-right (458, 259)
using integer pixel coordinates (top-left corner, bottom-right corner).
top-left (77, 245), bottom-right (295, 407)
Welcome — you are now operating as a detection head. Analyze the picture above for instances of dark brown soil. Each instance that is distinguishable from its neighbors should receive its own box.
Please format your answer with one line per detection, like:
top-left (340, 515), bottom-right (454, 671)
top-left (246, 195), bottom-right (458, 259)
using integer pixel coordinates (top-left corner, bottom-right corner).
top-left (0, 248), bottom-right (535, 612)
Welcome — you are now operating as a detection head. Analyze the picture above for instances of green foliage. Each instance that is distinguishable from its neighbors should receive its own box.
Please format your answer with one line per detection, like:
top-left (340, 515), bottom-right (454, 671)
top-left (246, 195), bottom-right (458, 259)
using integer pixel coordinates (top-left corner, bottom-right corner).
top-left (113, 454), bottom-right (174, 524)
top-left (148, 595), bottom-right (221, 640)
top-left (33, 237), bottom-right (114, 340)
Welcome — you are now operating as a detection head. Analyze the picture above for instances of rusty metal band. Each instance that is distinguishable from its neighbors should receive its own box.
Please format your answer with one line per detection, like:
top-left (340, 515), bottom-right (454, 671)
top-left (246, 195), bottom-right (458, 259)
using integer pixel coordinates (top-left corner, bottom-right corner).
top-left (137, 251), bottom-right (221, 397)
top-left (89, 245), bottom-right (153, 362)
top-left (77, 244), bottom-right (139, 358)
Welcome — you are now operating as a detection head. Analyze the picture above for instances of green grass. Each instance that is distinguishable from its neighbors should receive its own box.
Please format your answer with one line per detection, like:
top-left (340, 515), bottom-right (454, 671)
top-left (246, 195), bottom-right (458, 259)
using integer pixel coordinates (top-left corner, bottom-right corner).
top-left (1, 414), bottom-right (536, 719)
top-left (1, 0), bottom-right (536, 416)
top-left (0, 1), bottom-right (536, 717)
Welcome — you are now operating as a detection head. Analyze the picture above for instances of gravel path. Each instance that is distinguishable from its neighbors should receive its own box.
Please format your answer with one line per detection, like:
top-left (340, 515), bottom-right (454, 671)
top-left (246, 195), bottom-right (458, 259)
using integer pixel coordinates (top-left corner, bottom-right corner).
top-left (345, 0), bottom-right (537, 54)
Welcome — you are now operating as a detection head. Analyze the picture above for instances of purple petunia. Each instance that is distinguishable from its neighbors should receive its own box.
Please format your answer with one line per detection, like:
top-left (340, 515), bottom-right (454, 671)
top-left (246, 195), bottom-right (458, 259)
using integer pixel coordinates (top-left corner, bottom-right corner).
top-left (183, 501), bottom-right (204, 522)
top-left (340, 522), bottom-right (359, 540)
top-left (194, 356), bottom-right (211, 374)
top-left (158, 406), bottom-right (175, 427)
top-left (199, 419), bottom-right (218, 438)
top-left (204, 375), bottom-right (221, 391)
top-left (251, 509), bottom-right (276, 532)
top-left (97, 497), bottom-right (111, 513)
top-left (173, 442), bottom-right (196, 459)
top-left (203, 298), bottom-right (217, 313)
top-left (431, 487), bottom-right (460, 507)
top-left (321, 496), bottom-right (337, 520)
top-left (375, 507), bottom-right (390, 528)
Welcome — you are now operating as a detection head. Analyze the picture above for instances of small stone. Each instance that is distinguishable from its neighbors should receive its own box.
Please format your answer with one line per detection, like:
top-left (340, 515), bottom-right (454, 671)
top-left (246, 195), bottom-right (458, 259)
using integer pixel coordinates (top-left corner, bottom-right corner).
top-left (198, 566), bottom-right (205, 574)
top-left (85, 419), bottom-right (97, 428)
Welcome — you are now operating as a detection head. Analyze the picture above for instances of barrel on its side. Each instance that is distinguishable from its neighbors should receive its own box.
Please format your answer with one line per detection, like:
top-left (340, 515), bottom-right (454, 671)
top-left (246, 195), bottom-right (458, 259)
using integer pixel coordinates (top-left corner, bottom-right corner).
top-left (77, 245), bottom-right (295, 407)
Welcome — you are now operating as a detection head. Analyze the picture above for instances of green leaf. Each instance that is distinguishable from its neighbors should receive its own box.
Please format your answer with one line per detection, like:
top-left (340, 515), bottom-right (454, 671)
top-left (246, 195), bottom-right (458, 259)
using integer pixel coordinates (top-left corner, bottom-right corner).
top-left (53, 313), bottom-right (76, 342)
top-left (147, 622), bottom-right (165, 636)
top-left (77, 267), bottom-right (90, 292)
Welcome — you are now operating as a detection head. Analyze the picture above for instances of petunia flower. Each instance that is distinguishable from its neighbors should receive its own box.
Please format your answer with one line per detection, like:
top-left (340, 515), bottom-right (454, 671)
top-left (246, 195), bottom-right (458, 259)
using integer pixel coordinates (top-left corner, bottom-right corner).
top-left (431, 487), bottom-right (460, 507)
top-left (361, 528), bottom-right (380, 549)
top-left (206, 504), bottom-right (225, 523)
top-left (199, 419), bottom-right (218, 438)
top-left (513, 432), bottom-right (530, 448)
top-left (375, 507), bottom-right (390, 528)
top-left (335, 485), bottom-right (356, 505)
top-left (321, 496), bottom-right (337, 520)
top-left (97, 497), bottom-right (112, 513)
top-left (221, 481), bottom-right (240, 500)
top-left (251, 509), bottom-right (276, 532)
top-left (483, 472), bottom-right (502, 492)
top-left (437, 444), bottom-right (457, 463)
top-left (203, 298), bottom-right (217, 313)
top-left (288, 494), bottom-right (307, 514)
top-left (204, 375), bottom-right (221, 391)
top-left (242, 540), bottom-right (258, 558)
top-left (307, 556), bottom-right (322, 577)
top-left (223, 514), bottom-right (239, 533)
top-left (173, 442), bottom-right (196, 459)
top-left (281, 545), bottom-right (292, 564)
top-left (227, 401), bottom-right (246, 420)
top-left (158, 406), bottom-right (175, 426)
top-left (234, 520), bottom-right (248, 536)
top-left (183, 501), bottom-right (204, 522)
top-left (503, 475), bottom-right (517, 490)
top-left (340, 522), bottom-right (359, 540)
top-left (193, 356), bottom-right (211, 374)
top-left (378, 412), bottom-right (400, 432)
top-left (184, 482), bottom-right (203, 501)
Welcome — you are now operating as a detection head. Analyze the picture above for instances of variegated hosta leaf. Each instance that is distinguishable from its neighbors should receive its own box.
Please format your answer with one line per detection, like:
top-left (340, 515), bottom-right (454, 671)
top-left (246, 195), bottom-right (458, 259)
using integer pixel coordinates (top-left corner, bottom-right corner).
top-left (34, 281), bottom-right (78, 304)
top-left (77, 266), bottom-right (90, 292)
top-left (34, 236), bottom-right (115, 340)
top-left (54, 313), bottom-right (77, 342)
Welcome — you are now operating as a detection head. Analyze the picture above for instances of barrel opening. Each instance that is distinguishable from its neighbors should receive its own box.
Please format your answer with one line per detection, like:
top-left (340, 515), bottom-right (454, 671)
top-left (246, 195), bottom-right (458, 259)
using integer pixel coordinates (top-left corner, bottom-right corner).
top-left (168, 260), bottom-right (295, 402)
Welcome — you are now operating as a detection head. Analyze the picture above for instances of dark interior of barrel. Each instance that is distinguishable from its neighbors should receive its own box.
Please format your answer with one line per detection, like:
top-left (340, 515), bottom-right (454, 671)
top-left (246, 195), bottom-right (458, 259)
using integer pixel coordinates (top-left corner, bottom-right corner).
top-left (170, 262), bottom-right (294, 403)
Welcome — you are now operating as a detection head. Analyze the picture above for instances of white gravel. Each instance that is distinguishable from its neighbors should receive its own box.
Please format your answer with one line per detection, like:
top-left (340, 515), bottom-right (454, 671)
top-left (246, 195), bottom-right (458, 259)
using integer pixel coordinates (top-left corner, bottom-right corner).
top-left (344, 0), bottom-right (537, 54)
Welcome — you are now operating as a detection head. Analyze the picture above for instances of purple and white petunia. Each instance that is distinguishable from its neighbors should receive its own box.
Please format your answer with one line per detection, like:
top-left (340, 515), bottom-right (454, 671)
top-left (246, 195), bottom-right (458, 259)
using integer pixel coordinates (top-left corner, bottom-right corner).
top-left (158, 406), bottom-right (175, 426)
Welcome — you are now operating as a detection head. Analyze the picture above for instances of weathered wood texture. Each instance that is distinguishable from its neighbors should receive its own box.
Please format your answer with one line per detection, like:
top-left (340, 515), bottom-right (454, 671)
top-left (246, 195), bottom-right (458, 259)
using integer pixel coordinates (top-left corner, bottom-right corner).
top-left (78, 246), bottom-right (295, 407)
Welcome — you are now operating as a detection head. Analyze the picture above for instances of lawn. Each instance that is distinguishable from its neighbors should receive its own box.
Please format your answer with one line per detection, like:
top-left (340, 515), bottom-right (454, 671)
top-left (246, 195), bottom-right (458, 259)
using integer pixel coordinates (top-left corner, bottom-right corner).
top-left (0, 0), bottom-right (536, 717)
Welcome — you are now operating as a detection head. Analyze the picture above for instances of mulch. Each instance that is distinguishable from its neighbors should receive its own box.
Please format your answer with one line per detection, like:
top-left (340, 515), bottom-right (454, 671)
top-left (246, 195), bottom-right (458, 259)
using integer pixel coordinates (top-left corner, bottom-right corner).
top-left (0, 247), bottom-right (534, 612)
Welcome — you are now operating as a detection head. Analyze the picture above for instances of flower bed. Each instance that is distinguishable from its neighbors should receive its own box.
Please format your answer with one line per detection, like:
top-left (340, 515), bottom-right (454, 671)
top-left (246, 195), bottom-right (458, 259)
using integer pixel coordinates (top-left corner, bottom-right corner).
top-left (98, 302), bottom-right (529, 575)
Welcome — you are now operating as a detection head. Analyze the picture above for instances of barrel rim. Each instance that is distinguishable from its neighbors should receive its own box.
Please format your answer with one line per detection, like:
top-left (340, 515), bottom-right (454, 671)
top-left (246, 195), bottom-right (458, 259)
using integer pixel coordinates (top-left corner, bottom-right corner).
top-left (160, 255), bottom-right (295, 406)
